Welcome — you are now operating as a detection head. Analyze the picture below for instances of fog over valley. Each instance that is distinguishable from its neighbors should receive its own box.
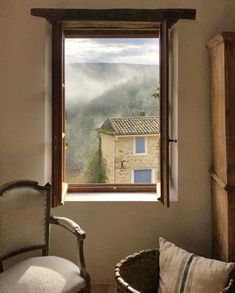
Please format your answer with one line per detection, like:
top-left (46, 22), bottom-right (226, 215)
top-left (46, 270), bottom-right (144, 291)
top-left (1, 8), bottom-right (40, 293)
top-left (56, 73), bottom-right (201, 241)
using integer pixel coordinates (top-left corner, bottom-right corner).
top-left (65, 62), bottom-right (159, 105)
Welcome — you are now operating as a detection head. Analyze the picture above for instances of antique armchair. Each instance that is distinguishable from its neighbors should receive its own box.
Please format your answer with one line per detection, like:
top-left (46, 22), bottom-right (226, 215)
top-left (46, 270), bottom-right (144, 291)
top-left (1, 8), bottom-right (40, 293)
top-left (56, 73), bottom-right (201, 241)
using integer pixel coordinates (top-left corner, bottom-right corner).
top-left (115, 249), bottom-right (235, 293)
top-left (0, 180), bottom-right (90, 293)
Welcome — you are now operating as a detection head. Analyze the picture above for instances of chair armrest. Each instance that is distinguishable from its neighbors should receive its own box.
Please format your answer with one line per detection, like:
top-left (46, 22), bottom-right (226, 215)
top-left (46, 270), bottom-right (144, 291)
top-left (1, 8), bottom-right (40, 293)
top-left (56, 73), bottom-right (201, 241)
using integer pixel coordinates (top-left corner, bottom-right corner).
top-left (50, 215), bottom-right (90, 288)
top-left (50, 216), bottom-right (86, 240)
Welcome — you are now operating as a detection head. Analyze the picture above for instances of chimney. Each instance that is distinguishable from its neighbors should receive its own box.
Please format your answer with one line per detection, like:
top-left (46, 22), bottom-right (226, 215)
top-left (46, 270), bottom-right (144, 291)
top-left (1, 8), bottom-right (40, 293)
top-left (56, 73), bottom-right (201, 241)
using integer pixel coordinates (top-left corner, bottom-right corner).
top-left (139, 112), bottom-right (145, 116)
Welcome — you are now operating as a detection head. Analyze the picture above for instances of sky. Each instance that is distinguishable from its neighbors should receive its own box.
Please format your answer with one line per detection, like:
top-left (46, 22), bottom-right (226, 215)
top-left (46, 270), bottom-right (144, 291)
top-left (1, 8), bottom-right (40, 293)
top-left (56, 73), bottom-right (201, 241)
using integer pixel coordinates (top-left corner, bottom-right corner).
top-left (65, 38), bottom-right (159, 65)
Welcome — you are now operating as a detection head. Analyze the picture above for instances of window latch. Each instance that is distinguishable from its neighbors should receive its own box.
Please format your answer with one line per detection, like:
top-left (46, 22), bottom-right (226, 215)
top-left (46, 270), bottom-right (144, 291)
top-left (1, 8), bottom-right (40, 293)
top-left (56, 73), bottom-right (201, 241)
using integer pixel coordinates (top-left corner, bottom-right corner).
top-left (169, 138), bottom-right (177, 143)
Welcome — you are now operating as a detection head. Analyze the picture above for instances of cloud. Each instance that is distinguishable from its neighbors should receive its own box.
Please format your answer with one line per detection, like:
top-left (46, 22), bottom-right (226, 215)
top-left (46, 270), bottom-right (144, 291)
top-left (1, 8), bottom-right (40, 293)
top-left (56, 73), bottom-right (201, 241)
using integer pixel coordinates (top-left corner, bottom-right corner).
top-left (65, 38), bottom-right (159, 65)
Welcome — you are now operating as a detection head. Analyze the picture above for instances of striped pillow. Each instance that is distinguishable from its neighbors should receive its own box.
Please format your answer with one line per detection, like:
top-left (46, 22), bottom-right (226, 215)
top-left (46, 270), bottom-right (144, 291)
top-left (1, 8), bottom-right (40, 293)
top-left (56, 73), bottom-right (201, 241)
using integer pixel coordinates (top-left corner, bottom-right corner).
top-left (158, 237), bottom-right (235, 293)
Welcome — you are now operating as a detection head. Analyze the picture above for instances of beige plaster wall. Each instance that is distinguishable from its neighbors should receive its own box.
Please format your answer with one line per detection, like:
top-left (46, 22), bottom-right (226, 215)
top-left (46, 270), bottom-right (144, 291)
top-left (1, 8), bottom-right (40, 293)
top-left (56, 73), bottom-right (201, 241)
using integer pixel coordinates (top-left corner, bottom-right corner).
top-left (1, 0), bottom-right (235, 284)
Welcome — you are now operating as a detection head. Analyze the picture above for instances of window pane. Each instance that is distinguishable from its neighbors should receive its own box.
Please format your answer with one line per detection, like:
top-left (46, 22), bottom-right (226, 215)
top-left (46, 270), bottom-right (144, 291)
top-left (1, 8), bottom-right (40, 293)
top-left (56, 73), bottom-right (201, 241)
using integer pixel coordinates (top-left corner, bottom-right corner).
top-left (135, 137), bottom-right (145, 153)
top-left (65, 38), bottom-right (160, 187)
top-left (134, 170), bottom-right (152, 183)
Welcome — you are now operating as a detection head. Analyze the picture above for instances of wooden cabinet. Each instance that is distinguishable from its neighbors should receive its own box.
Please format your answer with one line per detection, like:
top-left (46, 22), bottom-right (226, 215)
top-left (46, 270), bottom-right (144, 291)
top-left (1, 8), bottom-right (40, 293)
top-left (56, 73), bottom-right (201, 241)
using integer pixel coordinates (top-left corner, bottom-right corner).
top-left (207, 32), bottom-right (235, 261)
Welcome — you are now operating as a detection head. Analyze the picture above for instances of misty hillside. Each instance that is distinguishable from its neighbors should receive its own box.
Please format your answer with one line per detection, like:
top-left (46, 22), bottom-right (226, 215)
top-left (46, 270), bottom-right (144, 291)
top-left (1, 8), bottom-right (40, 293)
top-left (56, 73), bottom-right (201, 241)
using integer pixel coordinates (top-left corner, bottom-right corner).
top-left (65, 63), bottom-right (160, 178)
top-left (65, 62), bottom-right (159, 103)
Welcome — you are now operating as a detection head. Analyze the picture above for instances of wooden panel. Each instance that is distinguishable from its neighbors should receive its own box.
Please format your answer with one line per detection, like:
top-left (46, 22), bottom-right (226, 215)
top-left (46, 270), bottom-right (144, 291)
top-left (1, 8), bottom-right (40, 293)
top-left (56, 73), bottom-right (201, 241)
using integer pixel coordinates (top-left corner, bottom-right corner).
top-left (228, 189), bottom-right (235, 261)
top-left (207, 32), bottom-right (235, 50)
top-left (209, 41), bottom-right (227, 183)
top-left (211, 179), bottom-right (229, 261)
top-left (226, 40), bottom-right (235, 184)
top-left (208, 32), bottom-right (235, 262)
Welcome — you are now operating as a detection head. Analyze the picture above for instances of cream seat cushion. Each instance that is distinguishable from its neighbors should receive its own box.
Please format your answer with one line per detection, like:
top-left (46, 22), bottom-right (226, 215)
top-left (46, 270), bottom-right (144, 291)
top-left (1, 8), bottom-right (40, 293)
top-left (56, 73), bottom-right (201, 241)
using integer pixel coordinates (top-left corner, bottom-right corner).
top-left (0, 256), bottom-right (85, 293)
top-left (158, 237), bottom-right (235, 293)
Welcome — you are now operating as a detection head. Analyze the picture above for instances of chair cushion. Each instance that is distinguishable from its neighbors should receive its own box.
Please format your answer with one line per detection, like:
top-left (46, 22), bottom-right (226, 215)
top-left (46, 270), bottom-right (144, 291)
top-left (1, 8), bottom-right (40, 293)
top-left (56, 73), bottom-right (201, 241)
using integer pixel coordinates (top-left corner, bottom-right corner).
top-left (158, 237), bottom-right (235, 293)
top-left (0, 256), bottom-right (86, 293)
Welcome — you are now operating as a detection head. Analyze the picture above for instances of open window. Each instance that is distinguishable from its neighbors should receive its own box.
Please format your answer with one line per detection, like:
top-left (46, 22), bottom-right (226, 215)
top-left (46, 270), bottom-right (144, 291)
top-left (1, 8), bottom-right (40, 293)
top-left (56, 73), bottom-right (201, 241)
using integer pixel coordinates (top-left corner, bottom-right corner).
top-left (65, 33), bottom-right (159, 195)
top-left (31, 8), bottom-right (196, 207)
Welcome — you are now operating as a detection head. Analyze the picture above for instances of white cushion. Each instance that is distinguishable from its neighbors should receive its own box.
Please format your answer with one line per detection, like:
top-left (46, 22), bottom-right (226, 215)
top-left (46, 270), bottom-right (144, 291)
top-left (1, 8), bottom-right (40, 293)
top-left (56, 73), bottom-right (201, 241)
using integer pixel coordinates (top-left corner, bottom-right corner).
top-left (158, 237), bottom-right (235, 293)
top-left (0, 256), bottom-right (85, 293)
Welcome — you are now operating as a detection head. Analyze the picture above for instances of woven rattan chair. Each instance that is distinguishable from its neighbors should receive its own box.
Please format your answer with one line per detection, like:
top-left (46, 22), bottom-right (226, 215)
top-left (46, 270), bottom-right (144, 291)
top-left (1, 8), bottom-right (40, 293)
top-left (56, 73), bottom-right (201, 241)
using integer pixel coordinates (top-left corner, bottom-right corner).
top-left (115, 249), bottom-right (235, 293)
top-left (0, 180), bottom-right (90, 293)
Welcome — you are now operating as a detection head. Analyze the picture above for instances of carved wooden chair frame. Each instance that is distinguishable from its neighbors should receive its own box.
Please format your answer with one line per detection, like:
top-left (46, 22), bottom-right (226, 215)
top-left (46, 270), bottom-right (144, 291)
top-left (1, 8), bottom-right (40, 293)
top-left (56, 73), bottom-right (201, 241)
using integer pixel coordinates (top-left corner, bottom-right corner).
top-left (0, 180), bottom-right (90, 293)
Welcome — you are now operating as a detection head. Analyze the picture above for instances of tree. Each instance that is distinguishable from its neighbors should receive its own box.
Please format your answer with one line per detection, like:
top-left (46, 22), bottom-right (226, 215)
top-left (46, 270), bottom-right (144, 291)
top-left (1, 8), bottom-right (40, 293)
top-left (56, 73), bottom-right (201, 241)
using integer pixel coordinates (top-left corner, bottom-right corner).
top-left (83, 136), bottom-right (107, 183)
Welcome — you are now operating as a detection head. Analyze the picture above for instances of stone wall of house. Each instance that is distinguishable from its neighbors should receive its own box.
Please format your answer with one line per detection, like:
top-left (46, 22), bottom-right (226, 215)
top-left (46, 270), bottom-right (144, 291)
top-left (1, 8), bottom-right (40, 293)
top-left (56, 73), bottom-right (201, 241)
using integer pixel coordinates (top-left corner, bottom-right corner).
top-left (100, 133), bottom-right (115, 183)
top-left (114, 135), bottom-right (159, 184)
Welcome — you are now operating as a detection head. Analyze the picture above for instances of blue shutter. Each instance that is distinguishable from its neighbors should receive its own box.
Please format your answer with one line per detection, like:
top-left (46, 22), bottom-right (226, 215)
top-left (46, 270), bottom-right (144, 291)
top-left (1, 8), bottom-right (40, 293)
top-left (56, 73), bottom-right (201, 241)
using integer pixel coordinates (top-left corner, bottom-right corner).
top-left (134, 170), bottom-right (152, 183)
top-left (135, 137), bottom-right (145, 153)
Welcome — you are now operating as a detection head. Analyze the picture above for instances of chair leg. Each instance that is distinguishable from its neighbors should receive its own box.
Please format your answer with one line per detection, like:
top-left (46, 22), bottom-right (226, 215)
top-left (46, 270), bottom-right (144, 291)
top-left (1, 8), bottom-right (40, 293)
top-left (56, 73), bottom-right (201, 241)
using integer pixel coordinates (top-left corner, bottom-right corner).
top-left (85, 273), bottom-right (91, 293)
top-left (78, 281), bottom-right (91, 293)
top-left (85, 280), bottom-right (91, 293)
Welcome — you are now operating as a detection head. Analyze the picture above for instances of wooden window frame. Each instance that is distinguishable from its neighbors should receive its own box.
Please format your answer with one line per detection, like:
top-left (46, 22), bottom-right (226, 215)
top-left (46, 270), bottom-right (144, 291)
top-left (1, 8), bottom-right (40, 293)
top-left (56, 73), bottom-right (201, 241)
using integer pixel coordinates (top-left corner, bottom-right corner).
top-left (64, 30), bottom-right (158, 194)
top-left (31, 9), bottom-right (196, 207)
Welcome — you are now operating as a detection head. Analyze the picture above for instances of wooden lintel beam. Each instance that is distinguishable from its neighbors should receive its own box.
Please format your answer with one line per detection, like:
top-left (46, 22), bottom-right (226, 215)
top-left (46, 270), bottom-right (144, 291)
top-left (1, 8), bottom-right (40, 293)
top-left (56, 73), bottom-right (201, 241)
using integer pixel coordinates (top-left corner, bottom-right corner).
top-left (31, 8), bottom-right (196, 24)
top-left (64, 30), bottom-right (159, 38)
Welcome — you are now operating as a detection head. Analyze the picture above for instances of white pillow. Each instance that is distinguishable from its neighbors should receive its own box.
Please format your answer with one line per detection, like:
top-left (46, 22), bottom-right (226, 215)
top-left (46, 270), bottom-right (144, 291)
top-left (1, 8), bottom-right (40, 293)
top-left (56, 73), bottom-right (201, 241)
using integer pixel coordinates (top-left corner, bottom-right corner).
top-left (158, 237), bottom-right (235, 293)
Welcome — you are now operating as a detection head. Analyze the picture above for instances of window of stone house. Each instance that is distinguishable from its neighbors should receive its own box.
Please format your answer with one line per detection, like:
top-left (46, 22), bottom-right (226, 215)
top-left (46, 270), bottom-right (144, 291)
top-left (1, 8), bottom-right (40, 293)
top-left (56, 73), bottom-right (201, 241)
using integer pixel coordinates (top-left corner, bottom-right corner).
top-left (134, 137), bottom-right (147, 155)
top-left (133, 169), bottom-right (153, 184)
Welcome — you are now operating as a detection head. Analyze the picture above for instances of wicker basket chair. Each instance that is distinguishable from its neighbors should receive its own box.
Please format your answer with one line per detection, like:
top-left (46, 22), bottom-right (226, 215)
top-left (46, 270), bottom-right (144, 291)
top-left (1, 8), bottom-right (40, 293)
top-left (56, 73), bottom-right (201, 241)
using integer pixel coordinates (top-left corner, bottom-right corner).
top-left (115, 249), bottom-right (235, 293)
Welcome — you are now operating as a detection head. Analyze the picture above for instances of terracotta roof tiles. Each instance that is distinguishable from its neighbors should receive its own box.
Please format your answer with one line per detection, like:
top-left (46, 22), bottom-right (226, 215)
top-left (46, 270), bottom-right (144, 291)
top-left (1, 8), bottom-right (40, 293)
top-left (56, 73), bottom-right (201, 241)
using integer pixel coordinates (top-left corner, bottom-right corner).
top-left (97, 116), bottom-right (159, 136)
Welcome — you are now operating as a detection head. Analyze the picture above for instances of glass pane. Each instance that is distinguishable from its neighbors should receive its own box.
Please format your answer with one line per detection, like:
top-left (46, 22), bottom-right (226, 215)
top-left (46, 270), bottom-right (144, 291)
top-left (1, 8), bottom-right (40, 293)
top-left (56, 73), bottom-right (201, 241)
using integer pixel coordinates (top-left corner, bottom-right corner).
top-left (135, 137), bottom-right (145, 153)
top-left (134, 170), bottom-right (152, 183)
top-left (65, 37), bottom-right (160, 188)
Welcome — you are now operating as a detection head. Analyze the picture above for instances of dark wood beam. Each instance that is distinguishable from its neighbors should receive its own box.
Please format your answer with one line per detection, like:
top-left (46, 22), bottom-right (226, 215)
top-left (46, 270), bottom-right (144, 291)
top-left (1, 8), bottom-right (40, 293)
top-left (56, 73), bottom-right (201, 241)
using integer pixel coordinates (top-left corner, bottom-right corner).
top-left (64, 29), bottom-right (159, 38)
top-left (31, 8), bottom-right (196, 24)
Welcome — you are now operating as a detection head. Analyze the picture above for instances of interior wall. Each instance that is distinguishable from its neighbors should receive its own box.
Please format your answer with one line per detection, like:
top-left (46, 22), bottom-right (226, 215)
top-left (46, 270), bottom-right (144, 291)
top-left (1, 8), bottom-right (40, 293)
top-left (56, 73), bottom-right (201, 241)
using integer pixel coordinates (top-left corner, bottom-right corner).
top-left (1, 0), bottom-right (235, 284)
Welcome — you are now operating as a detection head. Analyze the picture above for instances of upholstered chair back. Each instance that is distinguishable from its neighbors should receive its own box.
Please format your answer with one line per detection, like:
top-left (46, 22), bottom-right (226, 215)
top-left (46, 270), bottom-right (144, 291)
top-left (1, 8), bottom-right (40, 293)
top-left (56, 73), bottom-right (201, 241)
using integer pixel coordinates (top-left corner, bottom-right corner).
top-left (0, 181), bottom-right (50, 261)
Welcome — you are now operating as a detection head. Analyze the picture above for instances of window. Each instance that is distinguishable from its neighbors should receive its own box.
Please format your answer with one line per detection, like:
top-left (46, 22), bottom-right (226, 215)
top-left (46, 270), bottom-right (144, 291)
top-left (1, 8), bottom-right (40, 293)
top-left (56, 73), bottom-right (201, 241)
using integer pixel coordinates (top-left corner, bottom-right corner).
top-left (134, 137), bottom-right (147, 155)
top-left (31, 8), bottom-right (196, 207)
top-left (133, 169), bottom-right (153, 183)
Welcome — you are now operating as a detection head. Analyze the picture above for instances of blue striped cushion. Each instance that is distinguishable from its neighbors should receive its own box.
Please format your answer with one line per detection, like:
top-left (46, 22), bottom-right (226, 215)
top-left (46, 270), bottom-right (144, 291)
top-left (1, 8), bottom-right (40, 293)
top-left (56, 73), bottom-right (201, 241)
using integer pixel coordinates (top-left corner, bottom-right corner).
top-left (158, 237), bottom-right (235, 293)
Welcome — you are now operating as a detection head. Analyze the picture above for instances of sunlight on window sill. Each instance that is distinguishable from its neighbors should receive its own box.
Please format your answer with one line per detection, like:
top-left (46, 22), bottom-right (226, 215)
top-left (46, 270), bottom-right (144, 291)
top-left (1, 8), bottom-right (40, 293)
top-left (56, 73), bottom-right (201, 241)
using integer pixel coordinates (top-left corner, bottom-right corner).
top-left (65, 192), bottom-right (160, 202)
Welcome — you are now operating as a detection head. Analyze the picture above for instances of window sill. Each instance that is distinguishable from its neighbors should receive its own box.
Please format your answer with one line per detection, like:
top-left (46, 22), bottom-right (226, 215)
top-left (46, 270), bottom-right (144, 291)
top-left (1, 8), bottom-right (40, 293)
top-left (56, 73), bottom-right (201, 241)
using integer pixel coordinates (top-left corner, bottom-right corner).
top-left (65, 192), bottom-right (160, 202)
top-left (68, 183), bottom-right (158, 193)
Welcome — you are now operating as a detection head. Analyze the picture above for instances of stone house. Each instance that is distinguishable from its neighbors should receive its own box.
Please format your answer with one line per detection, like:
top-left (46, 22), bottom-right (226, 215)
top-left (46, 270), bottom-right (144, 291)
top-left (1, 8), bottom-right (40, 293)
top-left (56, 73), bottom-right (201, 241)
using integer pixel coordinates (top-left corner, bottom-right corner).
top-left (97, 116), bottom-right (159, 184)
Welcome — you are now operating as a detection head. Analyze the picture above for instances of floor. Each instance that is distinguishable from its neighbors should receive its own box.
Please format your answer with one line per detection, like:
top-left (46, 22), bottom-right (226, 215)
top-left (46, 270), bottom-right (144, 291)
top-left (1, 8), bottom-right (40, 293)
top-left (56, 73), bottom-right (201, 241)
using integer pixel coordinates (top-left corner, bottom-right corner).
top-left (91, 284), bottom-right (116, 293)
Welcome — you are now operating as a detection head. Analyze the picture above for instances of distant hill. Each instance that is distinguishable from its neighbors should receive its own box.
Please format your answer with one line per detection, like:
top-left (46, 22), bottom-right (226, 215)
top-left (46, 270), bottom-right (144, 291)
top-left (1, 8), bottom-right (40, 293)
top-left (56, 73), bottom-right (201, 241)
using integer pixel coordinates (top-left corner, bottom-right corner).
top-left (65, 62), bottom-right (159, 104)
top-left (65, 63), bottom-right (160, 178)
